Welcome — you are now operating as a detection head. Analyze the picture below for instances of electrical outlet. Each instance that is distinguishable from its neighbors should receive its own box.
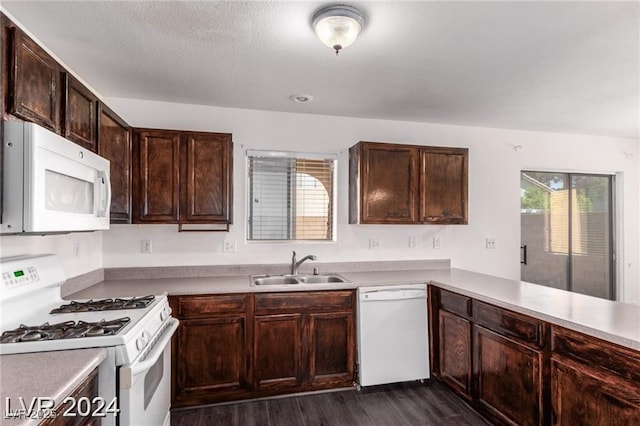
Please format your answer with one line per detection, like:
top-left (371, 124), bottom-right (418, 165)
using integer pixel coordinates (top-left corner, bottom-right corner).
top-left (486, 237), bottom-right (497, 249)
top-left (433, 237), bottom-right (441, 250)
top-left (223, 240), bottom-right (237, 253)
top-left (409, 236), bottom-right (417, 248)
top-left (141, 240), bottom-right (152, 254)
top-left (72, 243), bottom-right (80, 258)
top-left (369, 238), bottom-right (380, 250)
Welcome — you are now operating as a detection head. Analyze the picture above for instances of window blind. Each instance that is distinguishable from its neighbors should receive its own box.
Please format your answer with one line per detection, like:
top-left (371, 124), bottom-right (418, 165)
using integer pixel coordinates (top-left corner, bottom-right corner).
top-left (247, 151), bottom-right (335, 241)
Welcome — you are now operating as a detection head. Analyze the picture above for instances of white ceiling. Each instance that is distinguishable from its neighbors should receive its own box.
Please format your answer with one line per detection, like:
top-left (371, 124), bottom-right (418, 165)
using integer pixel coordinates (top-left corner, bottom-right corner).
top-left (3, 1), bottom-right (639, 139)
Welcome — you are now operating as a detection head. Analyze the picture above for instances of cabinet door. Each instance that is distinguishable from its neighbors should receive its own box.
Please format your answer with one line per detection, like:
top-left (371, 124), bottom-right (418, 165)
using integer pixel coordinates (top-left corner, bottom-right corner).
top-left (551, 356), bottom-right (640, 426)
top-left (98, 103), bottom-right (131, 223)
top-left (475, 326), bottom-right (543, 426)
top-left (44, 368), bottom-right (99, 426)
top-left (308, 312), bottom-right (355, 388)
top-left (174, 317), bottom-right (249, 406)
top-left (254, 314), bottom-right (303, 391)
top-left (134, 130), bottom-right (180, 223)
top-left (181, 132), bottom-right (232, 223)
top-left (9, 28), bottom-right (61, 132)
top-left (63, 74), bottom-right (98, 151)
top-left (438, 309), bottom-right (472, 400)
top-left (354, 142), bottom-right (420, 223)
top-left (421, 147), bottom-right (468, 224)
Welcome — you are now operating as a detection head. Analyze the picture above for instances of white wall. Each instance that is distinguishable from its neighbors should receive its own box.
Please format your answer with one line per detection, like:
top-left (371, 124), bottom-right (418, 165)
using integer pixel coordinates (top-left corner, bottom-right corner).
top-left (101, 98), bottom-right (640, 304)
top-left (0, 232), bottom-right (103, 279)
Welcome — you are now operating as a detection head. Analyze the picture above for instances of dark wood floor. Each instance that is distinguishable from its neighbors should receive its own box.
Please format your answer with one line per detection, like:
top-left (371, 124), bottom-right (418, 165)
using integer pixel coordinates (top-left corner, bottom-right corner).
top-left (171, 381), bottom-right (492, 426)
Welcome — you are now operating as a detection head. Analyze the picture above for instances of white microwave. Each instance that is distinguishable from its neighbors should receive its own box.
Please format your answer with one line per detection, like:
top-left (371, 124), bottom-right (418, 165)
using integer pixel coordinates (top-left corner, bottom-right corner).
top-left (2, 121), bottom-right (111, 234)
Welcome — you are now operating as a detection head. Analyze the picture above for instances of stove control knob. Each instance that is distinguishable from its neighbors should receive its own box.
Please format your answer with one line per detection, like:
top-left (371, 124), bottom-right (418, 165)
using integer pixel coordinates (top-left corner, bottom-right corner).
top-left (136, 336), bottom-right (148, 351)
top-left (160, 308), bottom-right (169, 321)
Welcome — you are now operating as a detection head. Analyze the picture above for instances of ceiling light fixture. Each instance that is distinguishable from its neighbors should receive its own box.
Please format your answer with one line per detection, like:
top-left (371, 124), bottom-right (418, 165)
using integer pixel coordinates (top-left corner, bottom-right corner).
top-left (312, 5), bottom-right (365, 55)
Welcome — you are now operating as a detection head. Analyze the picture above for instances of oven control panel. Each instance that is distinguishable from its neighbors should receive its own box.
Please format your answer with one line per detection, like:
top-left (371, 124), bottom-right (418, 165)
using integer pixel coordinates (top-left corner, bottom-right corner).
top-left (2, 266), bottom-right (39, 288)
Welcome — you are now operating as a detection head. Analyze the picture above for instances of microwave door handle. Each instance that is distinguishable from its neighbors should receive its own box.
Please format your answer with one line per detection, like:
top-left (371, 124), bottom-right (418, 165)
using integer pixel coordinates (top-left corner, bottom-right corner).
top-left (97, 171), bottom-right (111, 217)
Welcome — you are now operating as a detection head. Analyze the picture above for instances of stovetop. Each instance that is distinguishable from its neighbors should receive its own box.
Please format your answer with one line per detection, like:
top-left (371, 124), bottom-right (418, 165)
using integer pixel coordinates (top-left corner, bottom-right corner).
top-left (0, 318), bottom-right (131, 343)
top-left (0, 255), bottom-right (174, 364)
top-left (50, 295), bottom-right (155, 314)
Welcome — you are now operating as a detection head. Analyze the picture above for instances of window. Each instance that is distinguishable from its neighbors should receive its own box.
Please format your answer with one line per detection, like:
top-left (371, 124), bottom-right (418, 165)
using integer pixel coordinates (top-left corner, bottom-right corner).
top-left (247, 150), bottom-right (336, 241)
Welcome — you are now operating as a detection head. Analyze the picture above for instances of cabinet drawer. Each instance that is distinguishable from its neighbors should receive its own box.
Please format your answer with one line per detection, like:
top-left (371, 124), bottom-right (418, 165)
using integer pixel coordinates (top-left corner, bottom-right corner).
top-left (438, 288), bottom-right (472, 318)
top-left (172, 294), bottom-right (250, 319)
top-left (255, 291), bottom-right (354, 314)
top-left (475, 301), bottom-right (542, 347)
top-left (551, 326), bottom-right (640, 383)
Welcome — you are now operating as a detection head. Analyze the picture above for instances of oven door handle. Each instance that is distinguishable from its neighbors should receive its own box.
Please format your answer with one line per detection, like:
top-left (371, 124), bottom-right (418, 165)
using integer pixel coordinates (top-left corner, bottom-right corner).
top-left (120, 317), bottom-right (179, 389)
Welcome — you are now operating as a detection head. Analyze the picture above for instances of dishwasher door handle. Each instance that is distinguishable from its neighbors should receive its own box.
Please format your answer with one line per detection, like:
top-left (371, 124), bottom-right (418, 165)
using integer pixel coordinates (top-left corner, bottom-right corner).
top-left (359, 288), bottom-right (427, 302)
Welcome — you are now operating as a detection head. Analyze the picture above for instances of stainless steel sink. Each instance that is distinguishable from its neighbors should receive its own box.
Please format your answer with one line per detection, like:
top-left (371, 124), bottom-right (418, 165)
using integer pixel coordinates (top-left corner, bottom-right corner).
top-left (299, 274), bottom-right (349, 284)
top-left (251, 273), bottom-right (350, 286)
top-left (253, 276), bottom-right (300, 286)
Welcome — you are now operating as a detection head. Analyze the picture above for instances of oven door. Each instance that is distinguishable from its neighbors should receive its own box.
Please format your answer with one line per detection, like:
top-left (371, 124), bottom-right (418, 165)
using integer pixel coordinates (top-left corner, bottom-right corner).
top-left (118, 318), bottom-right (178, 426)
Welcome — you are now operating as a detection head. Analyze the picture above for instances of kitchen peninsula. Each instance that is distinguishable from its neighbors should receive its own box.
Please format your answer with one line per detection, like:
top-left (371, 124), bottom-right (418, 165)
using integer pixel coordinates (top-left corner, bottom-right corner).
top-left (66, 262), bottom-right (640, 425)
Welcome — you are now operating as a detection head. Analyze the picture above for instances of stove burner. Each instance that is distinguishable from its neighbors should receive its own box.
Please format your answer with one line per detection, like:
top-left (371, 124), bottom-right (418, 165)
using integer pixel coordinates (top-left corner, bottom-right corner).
top-left (0, 318), bottom-right (131, 343)
top-left (50, 295), bottom-right (155, 314)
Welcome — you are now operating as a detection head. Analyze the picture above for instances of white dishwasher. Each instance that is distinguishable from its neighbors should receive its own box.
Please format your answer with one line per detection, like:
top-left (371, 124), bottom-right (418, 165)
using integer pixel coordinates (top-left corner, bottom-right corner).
top-left (357, 284), bottom-right (430, 387)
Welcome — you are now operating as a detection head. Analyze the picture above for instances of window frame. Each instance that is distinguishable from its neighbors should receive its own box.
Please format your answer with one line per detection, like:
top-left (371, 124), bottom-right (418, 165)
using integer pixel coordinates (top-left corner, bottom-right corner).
top-left (245, 149), bottom-right (338, 243)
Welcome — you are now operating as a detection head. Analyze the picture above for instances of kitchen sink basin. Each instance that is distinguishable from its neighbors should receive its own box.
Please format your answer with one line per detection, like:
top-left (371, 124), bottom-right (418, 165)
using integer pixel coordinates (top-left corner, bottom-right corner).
top-left (251, 273), bottom-right (351, 286)
top-left (298, 274), bottom-right (348, 284)
top-left (253, 276), bottom-right (301, 286)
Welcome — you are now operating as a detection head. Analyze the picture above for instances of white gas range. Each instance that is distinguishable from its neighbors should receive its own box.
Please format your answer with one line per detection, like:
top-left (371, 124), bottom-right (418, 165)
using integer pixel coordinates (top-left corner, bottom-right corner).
top-left (0, 254), bottom-right (179, 426)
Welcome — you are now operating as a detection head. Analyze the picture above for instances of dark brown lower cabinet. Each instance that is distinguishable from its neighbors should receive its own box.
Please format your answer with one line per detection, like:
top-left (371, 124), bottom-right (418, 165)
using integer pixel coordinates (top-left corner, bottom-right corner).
top-left (438, 310), bottom-right (472, 399)
top-left (254, 311), bottom-right (357, 392)
top-left (254, 314), bottom-right (303, 391)
top-left (551, 356), bottom-right (640, 425)
top-left (430, 285), bottom-right (640, 426)
top-left (253, 291), bottom-right (356, 395)
top-left (550, 326), bottom-right (640, 426)
top-left (43, 368), bottom-right (99, 426)
top-left (308, 312), bottom-right (355, 387)
top-left (174, 317), bottom-right (250, 406)
top-left (170, 291), bottom-right (355, 407)
top-left (475, 327), bottom-right (542, 426)
top-left (169, 294), bottom-right (252, 407)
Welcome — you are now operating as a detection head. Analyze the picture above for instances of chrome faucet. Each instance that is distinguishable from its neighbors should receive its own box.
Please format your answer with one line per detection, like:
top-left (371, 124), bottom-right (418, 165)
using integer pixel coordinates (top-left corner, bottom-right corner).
top-left (291, 251), bottom-right (317, 275)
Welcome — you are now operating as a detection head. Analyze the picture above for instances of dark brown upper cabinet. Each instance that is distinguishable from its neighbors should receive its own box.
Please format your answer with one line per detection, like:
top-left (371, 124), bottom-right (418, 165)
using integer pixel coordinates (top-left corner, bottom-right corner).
top-left (180, 132), bottom-right (233, 224)
top-left (132, 128), bottom-right (233, 228)
top-left (98, 103), bottom-right (131, 223)
top-left (63, 74), bottom-right (98, 151)
top-left (420, 146), bottom-right (468, 224)
top-left (133, 129), bottom-right (181, 223)
top-left (8, 27), bottom-right (62, 133)
top-left (349, 142), bottom-right (420, 224)
top-left (349, 141), bottom-right (468, 225)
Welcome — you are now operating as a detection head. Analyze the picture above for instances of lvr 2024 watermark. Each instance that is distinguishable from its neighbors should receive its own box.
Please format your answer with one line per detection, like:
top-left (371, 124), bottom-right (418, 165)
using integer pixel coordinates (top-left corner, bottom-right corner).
top-left (4, 396), bottom-right (118, 420)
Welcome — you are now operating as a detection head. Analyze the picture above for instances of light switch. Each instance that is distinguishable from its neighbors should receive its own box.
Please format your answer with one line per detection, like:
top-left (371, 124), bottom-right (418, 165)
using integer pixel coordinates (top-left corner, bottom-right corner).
top-left (369, 238), bottom-right (380, 250)
top-left (433, 237), bottom-right (441, 250)
top-left (141, 240), bottom-right (152, 254)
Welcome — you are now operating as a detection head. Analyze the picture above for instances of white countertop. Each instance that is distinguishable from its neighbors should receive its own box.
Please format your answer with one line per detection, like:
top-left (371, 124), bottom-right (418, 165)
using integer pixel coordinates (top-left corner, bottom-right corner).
top-left (0, 348), bottom-right (107, 426)
top-left (69, 268), bottom-right (640, 352)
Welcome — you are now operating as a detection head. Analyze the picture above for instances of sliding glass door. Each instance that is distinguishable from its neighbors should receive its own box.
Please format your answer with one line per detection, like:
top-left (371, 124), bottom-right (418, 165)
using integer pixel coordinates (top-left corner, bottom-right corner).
top-left (520, 172), bottom-right (615, 300)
